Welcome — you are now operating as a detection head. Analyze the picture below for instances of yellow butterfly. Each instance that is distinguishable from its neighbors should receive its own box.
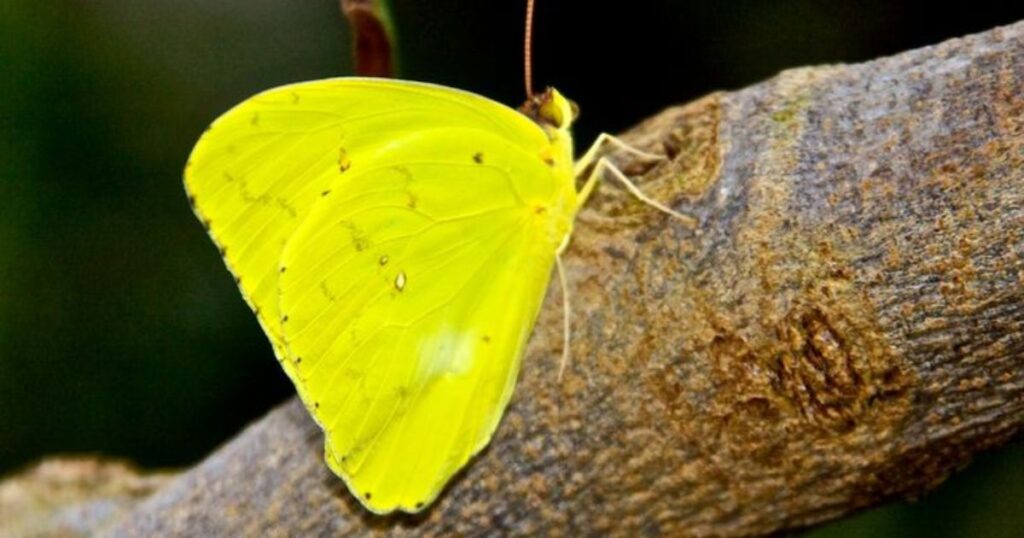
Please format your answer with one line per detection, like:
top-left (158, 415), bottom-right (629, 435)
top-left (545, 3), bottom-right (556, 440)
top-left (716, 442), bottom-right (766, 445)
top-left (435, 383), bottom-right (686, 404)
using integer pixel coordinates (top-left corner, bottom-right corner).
top-left (184, 77), bottom-right (692, 513)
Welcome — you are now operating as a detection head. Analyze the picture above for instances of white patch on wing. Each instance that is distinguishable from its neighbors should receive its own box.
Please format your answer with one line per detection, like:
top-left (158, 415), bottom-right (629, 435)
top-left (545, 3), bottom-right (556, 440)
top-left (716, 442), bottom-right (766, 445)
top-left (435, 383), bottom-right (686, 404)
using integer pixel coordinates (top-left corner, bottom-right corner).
top-left (419, 326), bottom-right (476, 378)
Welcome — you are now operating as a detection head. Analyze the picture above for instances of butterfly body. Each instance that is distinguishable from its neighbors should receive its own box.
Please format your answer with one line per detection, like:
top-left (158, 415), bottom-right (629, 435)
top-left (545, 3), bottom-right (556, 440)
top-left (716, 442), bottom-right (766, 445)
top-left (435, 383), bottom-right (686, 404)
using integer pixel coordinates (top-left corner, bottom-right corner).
top-left (186, 78), bottom-right (582, 513)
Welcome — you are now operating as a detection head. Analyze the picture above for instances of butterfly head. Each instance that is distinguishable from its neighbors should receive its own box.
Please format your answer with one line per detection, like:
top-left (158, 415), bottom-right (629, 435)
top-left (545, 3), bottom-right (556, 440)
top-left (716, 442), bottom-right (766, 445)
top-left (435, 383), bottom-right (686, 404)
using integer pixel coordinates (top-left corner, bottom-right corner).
top-left (520, 87), bottom-right (579, 136)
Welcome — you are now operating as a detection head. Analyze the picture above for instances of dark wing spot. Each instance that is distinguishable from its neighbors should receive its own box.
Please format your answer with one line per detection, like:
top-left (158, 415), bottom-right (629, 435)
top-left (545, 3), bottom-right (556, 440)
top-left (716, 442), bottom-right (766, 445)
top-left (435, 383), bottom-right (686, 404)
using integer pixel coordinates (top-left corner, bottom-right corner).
top-left (321, 189), bottom-right (331, 197)
top-left (364, 492), bottom-right (372, 500)
top-left (392, 165), bottom-right (414, 183)
top-left (237, 178), bottom-right (273, 207)
top-left (415, 502), bottom-right (424, 509)
top-left (250, 112), bottom-right (260, 126)
top-left (341, 221), bottom-right (370, 251)
top-left (275, 197), bottom-right (298, 218)
top-left (282, 315), bottom-right (289, 323)
top-left (472, 152), bottom-right (484, 164)
top-left (234, 275), bottom-right (241, 284)
top-left (338, 147), bottom-right (351, 173)
top-left (543, 156), bottom-right (556, 167)
top-left (406, 193), bottom-right (417, 209)
top-left (290, 91), bottom-right (300, 104)
top-left (187, 194), bottom-right (196, 208)
top-left (280, 266), bottom-right (287, 273)
top-left (295, 356), bottom-right (302, 364)
top-left (219, 246), bottom-right (228, 256)
top-left (202, 218), bottom-right (212, 230)
top-left (482, 335), bottom-right (491, 343)
top-left (314, 401), bottom-right (320, 409)
top-left (319, 281), bottom-right (337, 302)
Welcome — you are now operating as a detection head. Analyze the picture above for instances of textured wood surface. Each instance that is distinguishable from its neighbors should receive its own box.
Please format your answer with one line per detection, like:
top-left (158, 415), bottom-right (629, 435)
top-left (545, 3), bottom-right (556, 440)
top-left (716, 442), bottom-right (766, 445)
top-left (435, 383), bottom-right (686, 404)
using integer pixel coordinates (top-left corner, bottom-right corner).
top-left (0, 459), bottom-right (171, 538)
top-left (102, 21), bottom-right (1023, 537)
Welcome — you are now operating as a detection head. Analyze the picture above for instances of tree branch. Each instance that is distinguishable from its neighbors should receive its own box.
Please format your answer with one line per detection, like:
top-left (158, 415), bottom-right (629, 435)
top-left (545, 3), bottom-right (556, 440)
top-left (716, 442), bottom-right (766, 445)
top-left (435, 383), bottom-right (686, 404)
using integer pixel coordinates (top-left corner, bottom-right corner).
top-left (340, 0), bottom-right (396, 78)
top-left (103, 20), bottom-right (1024, 536)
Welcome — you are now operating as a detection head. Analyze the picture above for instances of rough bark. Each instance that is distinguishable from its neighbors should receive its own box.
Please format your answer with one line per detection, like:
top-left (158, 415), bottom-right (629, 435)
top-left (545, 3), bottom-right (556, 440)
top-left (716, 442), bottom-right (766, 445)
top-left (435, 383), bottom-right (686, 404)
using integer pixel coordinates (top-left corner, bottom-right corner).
top-left (96, 20), bottom-right (1024, 536)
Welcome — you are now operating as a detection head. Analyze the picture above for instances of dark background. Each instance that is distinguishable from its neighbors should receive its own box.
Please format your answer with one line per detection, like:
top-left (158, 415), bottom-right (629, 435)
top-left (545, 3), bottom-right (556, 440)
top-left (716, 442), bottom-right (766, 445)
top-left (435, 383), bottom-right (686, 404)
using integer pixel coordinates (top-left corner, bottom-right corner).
top-left (2, 1), bottom-right (1022, 535)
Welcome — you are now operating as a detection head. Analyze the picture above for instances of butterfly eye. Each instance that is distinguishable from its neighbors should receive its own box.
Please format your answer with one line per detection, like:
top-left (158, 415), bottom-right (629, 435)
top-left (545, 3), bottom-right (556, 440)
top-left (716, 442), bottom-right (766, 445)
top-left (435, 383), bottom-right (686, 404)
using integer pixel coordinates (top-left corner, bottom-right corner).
top-left (569, 99), bottom-right (580, 121)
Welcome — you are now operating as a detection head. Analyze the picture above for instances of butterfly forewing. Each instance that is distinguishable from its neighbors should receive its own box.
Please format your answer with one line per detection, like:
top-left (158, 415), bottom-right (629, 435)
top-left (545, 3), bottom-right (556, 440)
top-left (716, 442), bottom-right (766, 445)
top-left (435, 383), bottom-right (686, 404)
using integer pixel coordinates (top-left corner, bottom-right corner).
top-left (185, 78), bottom-right (552, 372)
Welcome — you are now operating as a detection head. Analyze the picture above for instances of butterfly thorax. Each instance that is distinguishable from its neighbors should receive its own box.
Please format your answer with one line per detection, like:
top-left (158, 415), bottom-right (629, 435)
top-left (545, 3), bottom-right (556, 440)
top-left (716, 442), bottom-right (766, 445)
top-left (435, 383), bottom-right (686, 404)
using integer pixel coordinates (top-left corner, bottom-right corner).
top-left (519, 87), bottom-right (579, 252)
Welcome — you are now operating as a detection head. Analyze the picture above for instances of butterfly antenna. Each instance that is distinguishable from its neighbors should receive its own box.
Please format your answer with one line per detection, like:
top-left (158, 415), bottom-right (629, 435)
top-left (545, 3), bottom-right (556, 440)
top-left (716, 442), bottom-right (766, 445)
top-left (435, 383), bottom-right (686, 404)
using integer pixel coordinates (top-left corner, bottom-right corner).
top-left (524, 0), bottom-right (536, 98)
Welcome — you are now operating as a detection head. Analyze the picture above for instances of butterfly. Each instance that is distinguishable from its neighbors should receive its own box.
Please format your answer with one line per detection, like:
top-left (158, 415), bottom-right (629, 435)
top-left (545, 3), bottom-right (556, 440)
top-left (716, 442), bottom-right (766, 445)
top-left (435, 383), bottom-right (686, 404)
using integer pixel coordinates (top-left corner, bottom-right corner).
top-left (184, 77), bottom-right (693, 514)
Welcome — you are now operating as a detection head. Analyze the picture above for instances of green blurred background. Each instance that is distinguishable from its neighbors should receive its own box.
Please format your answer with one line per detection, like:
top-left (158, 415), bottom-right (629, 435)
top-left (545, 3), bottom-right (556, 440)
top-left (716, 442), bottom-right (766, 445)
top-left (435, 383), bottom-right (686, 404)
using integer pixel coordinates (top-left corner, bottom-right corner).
top-left (1, 1), bottom-right (1022, 535)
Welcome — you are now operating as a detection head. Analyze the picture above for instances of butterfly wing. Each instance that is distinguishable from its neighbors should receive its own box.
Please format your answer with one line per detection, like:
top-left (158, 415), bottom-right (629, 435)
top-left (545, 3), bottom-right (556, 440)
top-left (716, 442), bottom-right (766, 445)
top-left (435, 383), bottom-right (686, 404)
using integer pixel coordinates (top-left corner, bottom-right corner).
top-left (188, 78), bottom-right (578, 513)
top-left (279, 127), bottom-right (570, 513)
top-left (184, 78), bottom-right (551, 369)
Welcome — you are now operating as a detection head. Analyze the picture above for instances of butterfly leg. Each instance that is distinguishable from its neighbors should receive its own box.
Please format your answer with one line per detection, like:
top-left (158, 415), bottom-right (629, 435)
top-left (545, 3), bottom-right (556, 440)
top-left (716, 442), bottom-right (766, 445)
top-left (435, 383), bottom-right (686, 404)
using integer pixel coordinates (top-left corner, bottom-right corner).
top-left (555, 253), bottom-right (572, 382)
top-left (573, 132), bottom-right (665, 179)
top-left (574, 133), bottom-right (696, 226)
top-left (574, 133), bottom-right (642, 205)
top-left (559, 135), bottom-right (695, 382)
top-left (583, 157), bottom-right (698, 227)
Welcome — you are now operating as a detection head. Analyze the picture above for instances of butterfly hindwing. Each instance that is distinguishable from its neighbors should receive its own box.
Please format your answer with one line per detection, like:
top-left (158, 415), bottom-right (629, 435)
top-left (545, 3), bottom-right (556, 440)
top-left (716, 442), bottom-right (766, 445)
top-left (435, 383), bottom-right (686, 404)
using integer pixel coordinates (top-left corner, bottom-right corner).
top-left (279, 127), bottom-right (566, 513)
